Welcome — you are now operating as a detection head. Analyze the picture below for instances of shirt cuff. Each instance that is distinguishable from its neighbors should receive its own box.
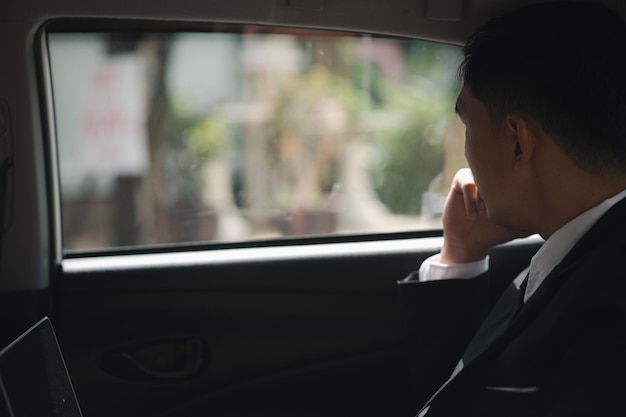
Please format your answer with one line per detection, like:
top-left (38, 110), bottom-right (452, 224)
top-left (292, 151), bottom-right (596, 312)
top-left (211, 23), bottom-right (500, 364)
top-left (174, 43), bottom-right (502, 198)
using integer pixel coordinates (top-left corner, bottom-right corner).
top-left (415, 253), bottom-right (489, 281)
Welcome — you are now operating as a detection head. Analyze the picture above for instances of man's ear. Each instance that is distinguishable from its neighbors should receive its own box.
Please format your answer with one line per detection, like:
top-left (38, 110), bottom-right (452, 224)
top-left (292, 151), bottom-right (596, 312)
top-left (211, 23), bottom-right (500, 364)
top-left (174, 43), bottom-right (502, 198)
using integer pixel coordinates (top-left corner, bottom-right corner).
top-left (505, 113), bottom-right (536, 168)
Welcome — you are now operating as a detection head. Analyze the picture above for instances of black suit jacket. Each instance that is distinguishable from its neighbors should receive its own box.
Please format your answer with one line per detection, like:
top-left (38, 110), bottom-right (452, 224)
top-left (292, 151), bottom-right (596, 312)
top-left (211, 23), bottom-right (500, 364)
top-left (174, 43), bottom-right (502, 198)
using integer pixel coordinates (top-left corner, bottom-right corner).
top-left (398, 197), bottom-right (626, 416)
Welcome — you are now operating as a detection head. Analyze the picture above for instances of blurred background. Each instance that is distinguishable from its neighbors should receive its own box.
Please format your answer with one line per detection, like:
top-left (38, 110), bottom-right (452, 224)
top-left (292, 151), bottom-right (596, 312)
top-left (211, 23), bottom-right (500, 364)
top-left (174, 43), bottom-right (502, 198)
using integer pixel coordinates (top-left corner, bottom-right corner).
top-left (48, 25), bottom-right (465, 251)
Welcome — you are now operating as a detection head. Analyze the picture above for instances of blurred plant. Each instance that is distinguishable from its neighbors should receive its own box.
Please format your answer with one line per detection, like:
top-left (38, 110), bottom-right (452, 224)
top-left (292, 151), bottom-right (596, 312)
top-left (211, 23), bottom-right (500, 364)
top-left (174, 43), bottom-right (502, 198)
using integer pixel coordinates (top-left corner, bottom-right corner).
top-left (269, 66), bottom-right (361, 209)
top-left (369, 41), bottom-right (460, 215)
top-left (187, 116), bottom-right (230, 160)
top-left (371, 82), bottom-right (453, 214)
top-left (162, 101), bottom-right (231, 209)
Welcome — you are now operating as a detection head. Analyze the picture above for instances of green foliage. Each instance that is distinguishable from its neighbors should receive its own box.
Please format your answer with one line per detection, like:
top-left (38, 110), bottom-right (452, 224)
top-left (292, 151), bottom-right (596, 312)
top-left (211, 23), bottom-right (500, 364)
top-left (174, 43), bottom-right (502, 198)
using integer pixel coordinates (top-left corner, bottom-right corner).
top-left (372, 87), bottom-right (452, 213)
top-left (269, 67), bottom-right (361, 208)
top-left (164, 102), bottom-right (231, 208)
top-left (187, 117), bottom-right (230, 160)
top-left (370, 41), bottom-right (460, 214)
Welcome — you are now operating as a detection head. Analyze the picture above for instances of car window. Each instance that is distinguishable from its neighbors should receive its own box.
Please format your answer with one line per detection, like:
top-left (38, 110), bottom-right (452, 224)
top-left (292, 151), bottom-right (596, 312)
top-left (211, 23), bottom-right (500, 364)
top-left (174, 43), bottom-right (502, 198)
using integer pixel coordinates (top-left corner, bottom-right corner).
top-left (45, 23), bottom-right (464, 252)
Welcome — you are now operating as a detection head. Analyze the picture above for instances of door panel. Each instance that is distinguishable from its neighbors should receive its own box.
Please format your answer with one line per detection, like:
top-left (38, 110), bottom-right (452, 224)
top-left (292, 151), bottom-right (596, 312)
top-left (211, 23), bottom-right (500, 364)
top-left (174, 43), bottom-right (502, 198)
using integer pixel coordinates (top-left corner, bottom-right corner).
top-left (55, 236), bottom-right (541, 417)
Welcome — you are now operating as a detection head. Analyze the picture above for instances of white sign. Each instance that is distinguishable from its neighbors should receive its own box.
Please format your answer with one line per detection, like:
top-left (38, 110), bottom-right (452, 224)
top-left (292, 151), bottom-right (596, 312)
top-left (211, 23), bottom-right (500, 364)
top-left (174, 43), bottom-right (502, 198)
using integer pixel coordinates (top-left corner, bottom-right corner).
top-left (79, 55), bottom-right (148, 177)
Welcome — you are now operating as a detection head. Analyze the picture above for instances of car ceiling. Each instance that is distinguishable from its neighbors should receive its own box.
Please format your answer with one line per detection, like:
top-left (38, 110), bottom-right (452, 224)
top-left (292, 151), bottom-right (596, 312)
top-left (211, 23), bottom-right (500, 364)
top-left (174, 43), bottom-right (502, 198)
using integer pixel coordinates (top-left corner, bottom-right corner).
top-left (0, 0), bottom-right (623, 46)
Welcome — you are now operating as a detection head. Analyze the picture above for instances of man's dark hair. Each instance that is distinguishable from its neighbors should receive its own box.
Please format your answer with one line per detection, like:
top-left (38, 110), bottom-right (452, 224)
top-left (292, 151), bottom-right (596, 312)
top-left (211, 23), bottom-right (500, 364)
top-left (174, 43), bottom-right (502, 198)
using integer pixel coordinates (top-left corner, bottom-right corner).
top-left (460, 1), bottom-right (626, 174)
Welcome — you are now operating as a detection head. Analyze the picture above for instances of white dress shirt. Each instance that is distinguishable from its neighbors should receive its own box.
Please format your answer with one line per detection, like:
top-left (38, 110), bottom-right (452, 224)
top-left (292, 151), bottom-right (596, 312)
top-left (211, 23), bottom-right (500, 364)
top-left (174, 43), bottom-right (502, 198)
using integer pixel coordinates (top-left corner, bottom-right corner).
top-left (416, 188), bottom-right (626, 303)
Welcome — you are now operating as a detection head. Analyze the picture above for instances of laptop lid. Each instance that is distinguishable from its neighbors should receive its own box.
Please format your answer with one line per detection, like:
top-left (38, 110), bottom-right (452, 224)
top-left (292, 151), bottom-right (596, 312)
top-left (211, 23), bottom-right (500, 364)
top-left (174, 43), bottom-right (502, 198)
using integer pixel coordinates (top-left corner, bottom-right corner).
top-left (0, 316), bottom-right (83, 417)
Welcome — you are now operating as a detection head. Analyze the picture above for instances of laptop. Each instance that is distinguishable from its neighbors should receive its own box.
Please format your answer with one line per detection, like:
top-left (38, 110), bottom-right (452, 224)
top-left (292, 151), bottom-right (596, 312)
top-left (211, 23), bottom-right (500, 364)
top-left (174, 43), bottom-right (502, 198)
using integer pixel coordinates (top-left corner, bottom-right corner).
top-left (0, 316), bottom-right (83, 417)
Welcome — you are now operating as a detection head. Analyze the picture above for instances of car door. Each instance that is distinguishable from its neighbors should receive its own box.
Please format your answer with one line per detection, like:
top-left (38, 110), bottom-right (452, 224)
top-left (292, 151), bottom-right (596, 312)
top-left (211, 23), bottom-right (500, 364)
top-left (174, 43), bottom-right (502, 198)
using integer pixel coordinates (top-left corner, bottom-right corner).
top-left (0, 2), bottom-right (543, 417)
top-left (56, 237), bottom-right (539, 417)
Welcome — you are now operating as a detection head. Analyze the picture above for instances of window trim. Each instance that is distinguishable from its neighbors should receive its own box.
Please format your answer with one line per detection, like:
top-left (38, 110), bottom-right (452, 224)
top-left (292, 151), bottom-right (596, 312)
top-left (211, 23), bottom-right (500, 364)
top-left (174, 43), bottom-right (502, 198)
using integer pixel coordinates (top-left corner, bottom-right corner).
top-left (39, 23), bottom-right (65, 267)
top-left (62, 235), bottom-right (445, 273)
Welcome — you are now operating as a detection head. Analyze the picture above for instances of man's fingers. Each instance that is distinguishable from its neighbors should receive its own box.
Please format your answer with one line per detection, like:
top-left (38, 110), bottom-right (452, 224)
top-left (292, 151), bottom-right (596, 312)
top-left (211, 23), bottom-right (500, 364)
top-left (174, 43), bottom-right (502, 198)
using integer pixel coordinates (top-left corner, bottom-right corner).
top-left (461, 182), bottom-right (479, 219)
top-left (452, 169), bottom-right (480, 220)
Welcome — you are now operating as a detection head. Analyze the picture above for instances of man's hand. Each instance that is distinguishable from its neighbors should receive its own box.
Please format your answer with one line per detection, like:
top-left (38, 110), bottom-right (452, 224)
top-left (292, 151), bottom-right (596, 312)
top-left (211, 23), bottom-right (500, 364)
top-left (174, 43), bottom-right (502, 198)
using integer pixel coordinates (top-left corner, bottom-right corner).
top-left (440, 168), bottom-right (531, 264)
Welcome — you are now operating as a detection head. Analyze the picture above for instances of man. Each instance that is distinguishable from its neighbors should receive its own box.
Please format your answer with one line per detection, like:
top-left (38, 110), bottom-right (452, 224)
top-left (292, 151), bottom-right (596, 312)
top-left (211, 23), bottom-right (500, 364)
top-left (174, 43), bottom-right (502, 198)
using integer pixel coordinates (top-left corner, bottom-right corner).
top-left (398, 1), bottom-right (626, 416)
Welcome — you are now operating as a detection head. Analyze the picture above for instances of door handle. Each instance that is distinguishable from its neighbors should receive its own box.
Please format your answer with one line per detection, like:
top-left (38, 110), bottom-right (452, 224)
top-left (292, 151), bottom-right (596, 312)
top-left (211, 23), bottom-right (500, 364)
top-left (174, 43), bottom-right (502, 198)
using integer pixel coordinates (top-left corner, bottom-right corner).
top-left (101, 338), bottom-right (209, 382)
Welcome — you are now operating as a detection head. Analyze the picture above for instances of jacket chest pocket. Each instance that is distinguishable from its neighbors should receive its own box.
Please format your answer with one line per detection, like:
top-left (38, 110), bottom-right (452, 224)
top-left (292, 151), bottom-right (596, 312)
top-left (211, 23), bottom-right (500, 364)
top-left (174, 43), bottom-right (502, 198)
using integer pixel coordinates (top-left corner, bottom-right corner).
top-left (482, 385), bottom-right (541, 417)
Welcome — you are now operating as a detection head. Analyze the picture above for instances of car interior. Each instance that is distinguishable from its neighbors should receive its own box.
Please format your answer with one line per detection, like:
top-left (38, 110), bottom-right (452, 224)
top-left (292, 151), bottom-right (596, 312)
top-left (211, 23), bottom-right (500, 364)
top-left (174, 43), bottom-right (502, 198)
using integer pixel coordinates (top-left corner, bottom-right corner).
top-left (0, 0), bottom-right (622, 416)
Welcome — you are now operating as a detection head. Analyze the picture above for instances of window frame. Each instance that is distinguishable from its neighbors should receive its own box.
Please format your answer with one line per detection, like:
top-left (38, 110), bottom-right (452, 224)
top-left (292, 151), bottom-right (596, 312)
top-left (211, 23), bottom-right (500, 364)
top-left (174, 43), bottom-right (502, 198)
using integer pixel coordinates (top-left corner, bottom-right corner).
top-left (40, 18), bottom-right (456, 260)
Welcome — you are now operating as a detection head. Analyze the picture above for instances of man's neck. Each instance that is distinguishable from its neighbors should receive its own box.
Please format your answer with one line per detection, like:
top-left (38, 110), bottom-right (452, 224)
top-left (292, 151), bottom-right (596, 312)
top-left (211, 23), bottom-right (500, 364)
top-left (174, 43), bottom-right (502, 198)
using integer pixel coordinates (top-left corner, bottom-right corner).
top-left (535, 173), bottom-right (626, 240)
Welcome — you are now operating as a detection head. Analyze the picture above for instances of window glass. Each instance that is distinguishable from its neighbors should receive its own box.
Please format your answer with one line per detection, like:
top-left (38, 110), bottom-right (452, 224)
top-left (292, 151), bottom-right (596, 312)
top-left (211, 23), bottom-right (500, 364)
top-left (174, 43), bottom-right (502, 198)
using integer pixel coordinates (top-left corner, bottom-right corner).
top-left (47, 25), bottom-right (464, 251)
